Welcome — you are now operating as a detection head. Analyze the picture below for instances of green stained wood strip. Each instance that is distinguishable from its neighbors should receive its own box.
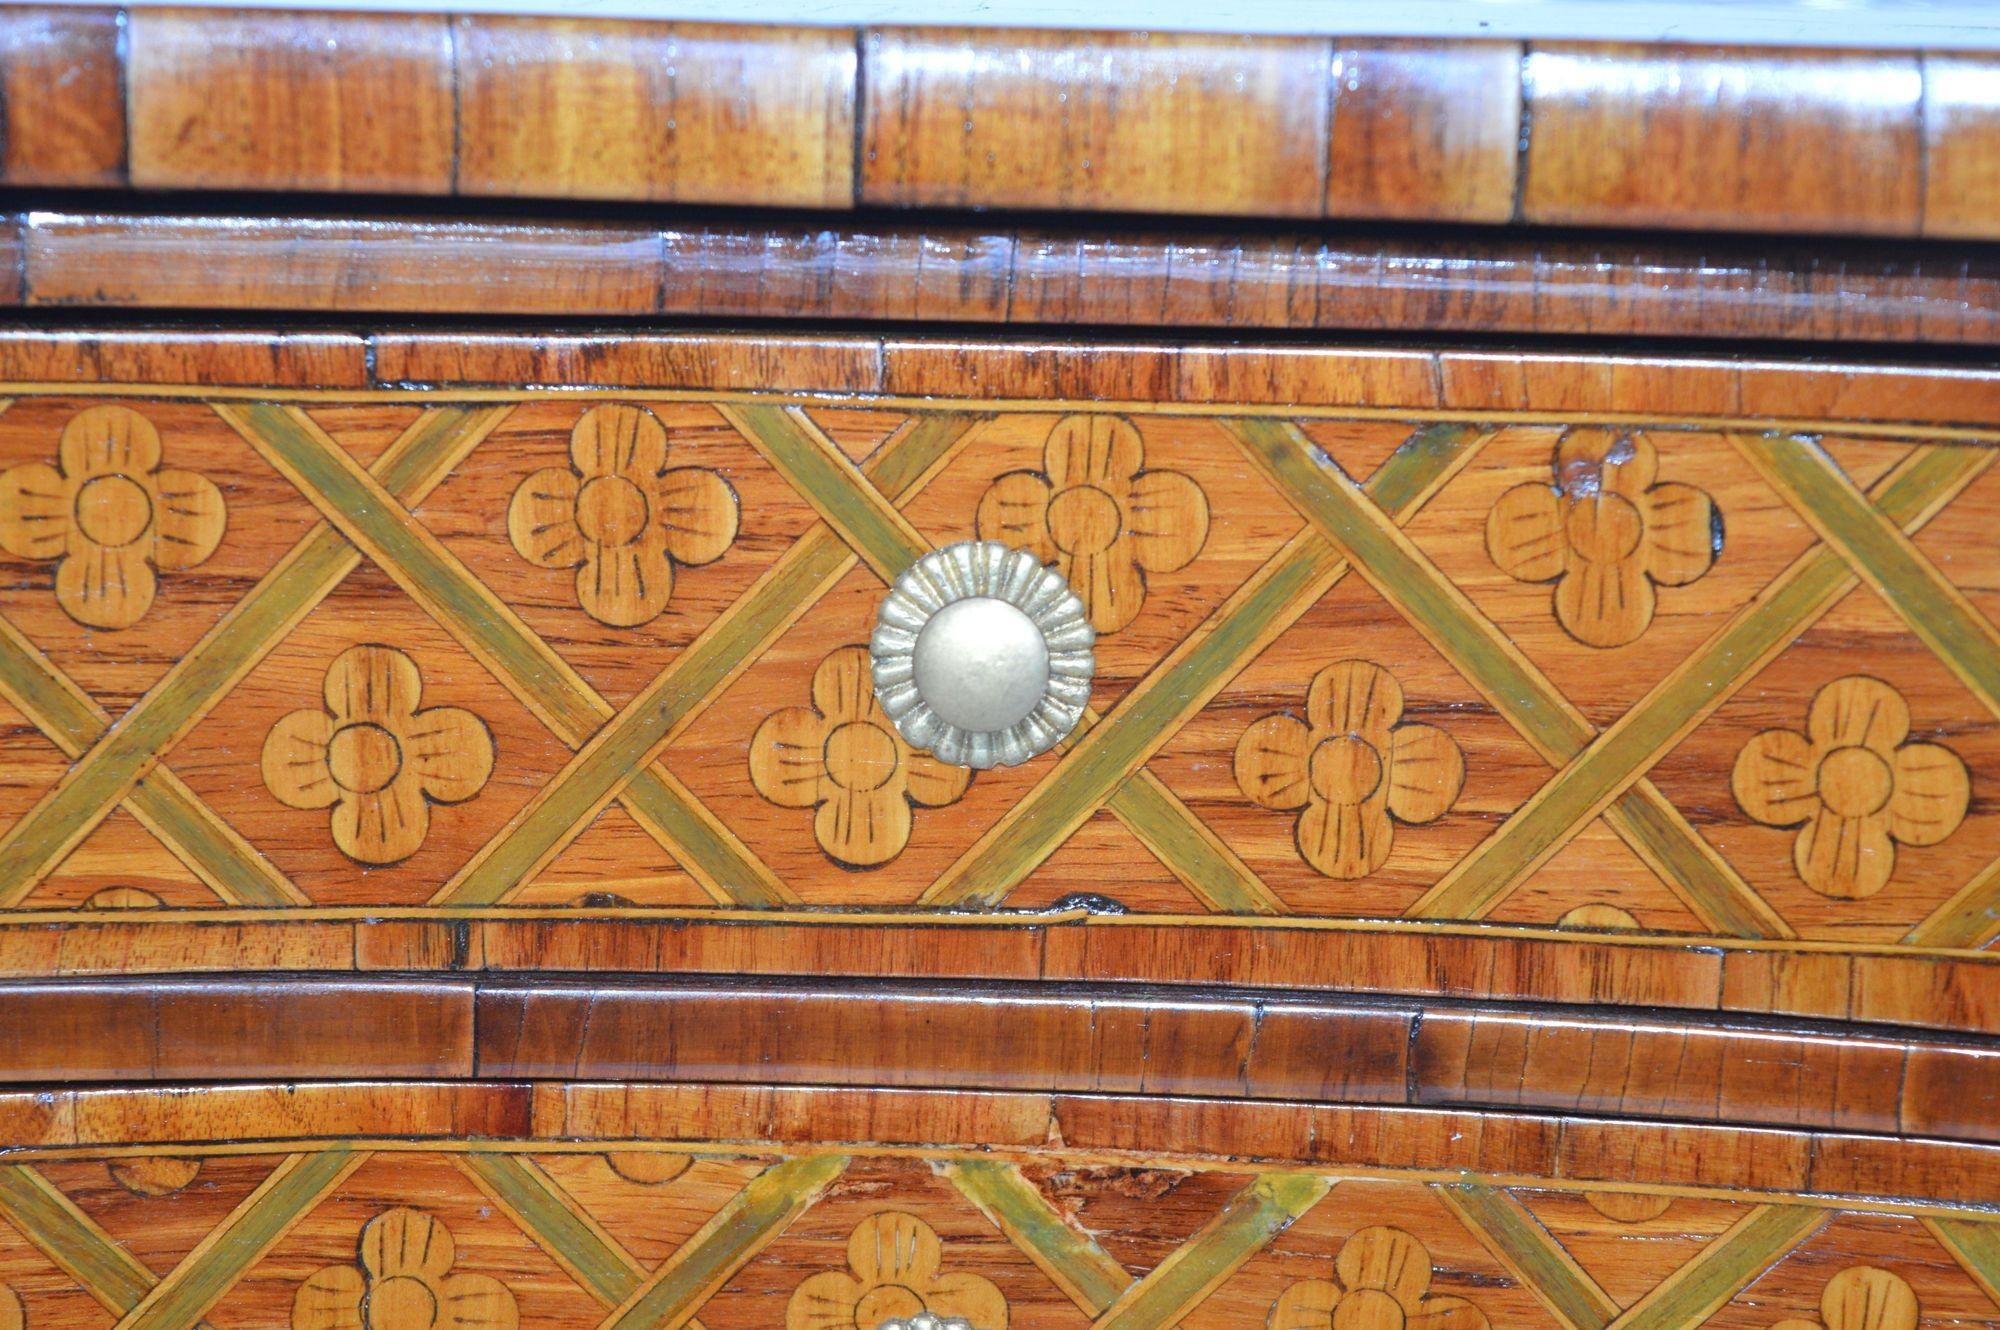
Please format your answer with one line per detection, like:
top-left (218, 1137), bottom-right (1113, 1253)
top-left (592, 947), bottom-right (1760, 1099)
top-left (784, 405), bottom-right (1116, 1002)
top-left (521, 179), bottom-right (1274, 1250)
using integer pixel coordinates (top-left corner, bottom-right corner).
top-left (1927, 1219), bottom-right (2000, 1308)
top-left (1412, 444), bottom-right (1992, 922)
top-left (1907, 852), bottom-right (2000, 947)
top-left (438, 414), bottom-right (978, 906)
top-left (1607, 783), bottom-right (1789, 938)
top-left (727, 404), bottom-right (927, 578)
top-left (1436, 1183), bottom-right (1617, 1330)
top-left (124, 1149), bottom-right (360, 1330)
top-left (946, 1160), bottom-right (1132, 1315)
top-left (1612, 1207), bottom-right (1825, 1330)
top-left (1751, 434), bottom-right (2000, 719)
top-left (1110, 774), bottom-right (1283, 914)
top-left (0, 617), bottom-right (300, 904)
top-left (0, 407), bottom-right (494, 906)
top-left (924, 424), bottom-right (1481, 908)
top-left (1094, 1173), bottom-right (1332, 1330)
top-left (226, 402), bottom-right (606, 740)
top-left (1230, 418), bottom-right (1786, 936)
top-left (125, 774), bottom-right (302, 906)
top-left (605, 1155), bottom-right (845, 1330)
top-left (0, 1165), bottom-right (157, 1313)
top-left (461, 1155), bottom-right (642, 1306)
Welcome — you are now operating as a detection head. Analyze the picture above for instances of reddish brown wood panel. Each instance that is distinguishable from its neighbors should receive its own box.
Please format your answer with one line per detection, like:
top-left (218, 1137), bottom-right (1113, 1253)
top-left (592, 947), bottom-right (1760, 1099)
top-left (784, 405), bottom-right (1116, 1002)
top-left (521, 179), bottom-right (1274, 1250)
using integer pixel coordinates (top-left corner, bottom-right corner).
top-left (127, 8), bottom-right (457, 194)
top-left (454, 17), bottom-right (855, 207)
top-left (0, 5), bottom-right (124, 186)
top-left (17, 213), bottom-right (2000, 345)
top-left (1520, 43), bottom-right (1923, 235)
top-left (3, 8), bottom-right (1992, 237)
top-left (860, 27), bottom-right (1332, 216)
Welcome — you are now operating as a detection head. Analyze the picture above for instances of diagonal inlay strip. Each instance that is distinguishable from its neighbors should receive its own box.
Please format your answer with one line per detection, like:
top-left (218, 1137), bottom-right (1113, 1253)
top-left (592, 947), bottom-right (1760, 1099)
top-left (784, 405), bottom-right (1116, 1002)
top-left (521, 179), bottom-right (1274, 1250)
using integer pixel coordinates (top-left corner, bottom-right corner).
top-left (220, 403), bottom-right (845, 907)
top-left (0, 406), bottom-right (508, 906)
top-left (117, 1148), bottom-right (366, 1330)
top-left (0, 1163), bottom-right (159, 1313)
top-left (1228, 416), bottom-right (1787, 937)
top-left (459, 1154), bottom-right (645, 1306)
top-left (1093, 1172), bottom-right (1332, 1330)
top-left (1925, 1218), bottom-right (2000, 1309)
top-left (0, 611), bottom-right (304, 905)
top-left (945, 1159), bottom-right (1134, 1316)
top-left (922, 423), bottom-right (1485, 908)
top-left (433, 412), bottom-right (982, 905)
top-left (1410, 443), bottom-right (1994, 922)
top-left (733, 402), bottom-right (1326, 911)
top-left (1435, 1183), bottom-right (1618, 1330)
top-left (598, 1154), bottom-right (846, 1330)
top-left (1608, 1206), bottom-right (1825, 1330)
top-left (1741, 433), bottom-right (2000, 718)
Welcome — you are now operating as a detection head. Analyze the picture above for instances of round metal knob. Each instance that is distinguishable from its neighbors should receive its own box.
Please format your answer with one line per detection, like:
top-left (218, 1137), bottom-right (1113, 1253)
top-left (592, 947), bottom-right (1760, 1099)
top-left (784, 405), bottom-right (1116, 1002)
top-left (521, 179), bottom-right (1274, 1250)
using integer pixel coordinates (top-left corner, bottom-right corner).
top-left (877, 1317), bottom-right (974, 1330)
top-left (871, 540), bottom-right (1095, 769)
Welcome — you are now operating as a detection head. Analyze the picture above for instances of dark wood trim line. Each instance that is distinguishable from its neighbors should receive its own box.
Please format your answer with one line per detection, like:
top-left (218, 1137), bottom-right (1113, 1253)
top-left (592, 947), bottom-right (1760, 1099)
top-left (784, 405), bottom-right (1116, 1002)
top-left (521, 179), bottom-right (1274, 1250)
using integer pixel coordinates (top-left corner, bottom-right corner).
top-left (2, 329), bottom-right (1998, 430)
top-left (10, 212), bottom-right (2000, 344)
top-left (2, 9), bottom-right (1998, 238)
top-left (3, 975), bottom-right (1996, 1149)
top-left (2, 1078), bottom-right (1998, 1210)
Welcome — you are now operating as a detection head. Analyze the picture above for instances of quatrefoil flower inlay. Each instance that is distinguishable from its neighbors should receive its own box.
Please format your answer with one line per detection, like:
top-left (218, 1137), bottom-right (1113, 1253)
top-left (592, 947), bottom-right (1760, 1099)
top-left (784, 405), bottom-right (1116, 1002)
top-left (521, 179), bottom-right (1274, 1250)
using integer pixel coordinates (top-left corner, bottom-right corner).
top-left (507, 404), bottom-right (740, 627)
top-left (787, 1212), bottom-right (1006, 1330)
top-left (1771, 1266), bottom-right (1918, 1330)
top-left (976, 414), bottom-right (1208, 634)
top-left (750, 646), bottom-right (971, 868)
top-left (262, 644), bottom-right (495, 866)
top-left (0, 405), bottom-right (225, 629)
top-left (293, 1207), bottom-right (518, 1330)
top-left (1235, 660), bottom-right (1465, 879)
top-left (1270, 1226), bottom-right (1490, 1330)
top-left (1485, 429), bottom-right (1717, 648)
top-left (1732, 675), bottom-right (1969, 899)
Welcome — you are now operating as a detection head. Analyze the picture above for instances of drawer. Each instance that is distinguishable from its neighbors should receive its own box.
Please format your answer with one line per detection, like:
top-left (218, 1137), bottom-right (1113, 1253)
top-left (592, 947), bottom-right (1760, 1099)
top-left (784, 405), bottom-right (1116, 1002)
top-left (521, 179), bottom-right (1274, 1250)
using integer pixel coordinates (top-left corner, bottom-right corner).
top-left (1, 1075), bottom-right (1999, 1330)
top-left (0, 330), bottom-right (1994, 1031)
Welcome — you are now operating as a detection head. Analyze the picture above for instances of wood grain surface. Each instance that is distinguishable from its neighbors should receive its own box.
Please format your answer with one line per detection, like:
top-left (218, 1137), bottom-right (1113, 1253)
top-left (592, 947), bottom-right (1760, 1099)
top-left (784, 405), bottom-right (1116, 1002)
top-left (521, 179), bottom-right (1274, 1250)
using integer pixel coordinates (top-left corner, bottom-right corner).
top-left (5, 7), bottom-right (2000, 236)
top-left (2, 1080), bottom-right (2000, 1330)
top-left (15, 212), bottom-right (2000, 345)
top-left (6, 974), bottom-right (2000, 1149)
top-left (0, 332), bottom-right (1989, 1031)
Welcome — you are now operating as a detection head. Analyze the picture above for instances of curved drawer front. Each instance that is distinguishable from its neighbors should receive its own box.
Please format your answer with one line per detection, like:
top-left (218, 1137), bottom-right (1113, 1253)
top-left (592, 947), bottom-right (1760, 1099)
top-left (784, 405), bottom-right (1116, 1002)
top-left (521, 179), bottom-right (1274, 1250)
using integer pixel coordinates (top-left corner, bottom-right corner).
top-left (0, 330), bottom-right (1995, 1028)
top-left (3, 1080), bottom-right (2000, 1330)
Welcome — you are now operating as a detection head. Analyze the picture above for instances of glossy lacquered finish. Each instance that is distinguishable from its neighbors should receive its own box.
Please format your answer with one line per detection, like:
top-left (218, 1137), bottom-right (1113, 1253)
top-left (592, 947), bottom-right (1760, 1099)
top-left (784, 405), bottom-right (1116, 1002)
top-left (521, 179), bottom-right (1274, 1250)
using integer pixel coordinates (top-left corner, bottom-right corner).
top-left (4, 8), bottom-right (2000, 236)
top-left (12, 213), bottom-right (2000, 345)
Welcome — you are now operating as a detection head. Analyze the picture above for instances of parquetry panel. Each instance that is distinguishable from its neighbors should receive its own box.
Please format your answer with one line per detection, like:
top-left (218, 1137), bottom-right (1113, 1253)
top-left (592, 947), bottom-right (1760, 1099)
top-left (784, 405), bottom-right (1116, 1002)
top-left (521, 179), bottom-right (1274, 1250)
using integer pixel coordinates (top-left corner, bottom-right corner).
top-left (0, 387), bottom-right (1994, 984)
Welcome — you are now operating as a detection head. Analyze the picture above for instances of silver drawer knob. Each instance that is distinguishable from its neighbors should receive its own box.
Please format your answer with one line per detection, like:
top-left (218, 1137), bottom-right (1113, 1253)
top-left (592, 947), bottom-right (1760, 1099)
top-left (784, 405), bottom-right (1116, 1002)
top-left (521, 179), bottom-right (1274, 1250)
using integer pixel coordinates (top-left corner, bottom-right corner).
top-left (878, 1317), bottom-right (974, 1330)
top-left (872, 540), bottom-right (1094, 769)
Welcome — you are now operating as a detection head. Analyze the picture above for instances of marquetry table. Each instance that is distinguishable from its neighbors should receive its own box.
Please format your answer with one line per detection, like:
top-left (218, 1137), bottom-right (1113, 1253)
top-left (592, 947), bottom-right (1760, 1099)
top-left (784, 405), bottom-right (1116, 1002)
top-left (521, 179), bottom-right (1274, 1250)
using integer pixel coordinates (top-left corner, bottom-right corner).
top-left (0, 8), bottom-right (1997, 1330)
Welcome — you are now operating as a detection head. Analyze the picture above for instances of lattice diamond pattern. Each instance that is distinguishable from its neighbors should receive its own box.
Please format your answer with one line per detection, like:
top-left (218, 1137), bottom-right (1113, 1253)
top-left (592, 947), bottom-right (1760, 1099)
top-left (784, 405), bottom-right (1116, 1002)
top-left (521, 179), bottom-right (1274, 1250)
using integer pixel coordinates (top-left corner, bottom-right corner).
top-left (0, 393), bottom-right (1990, 945)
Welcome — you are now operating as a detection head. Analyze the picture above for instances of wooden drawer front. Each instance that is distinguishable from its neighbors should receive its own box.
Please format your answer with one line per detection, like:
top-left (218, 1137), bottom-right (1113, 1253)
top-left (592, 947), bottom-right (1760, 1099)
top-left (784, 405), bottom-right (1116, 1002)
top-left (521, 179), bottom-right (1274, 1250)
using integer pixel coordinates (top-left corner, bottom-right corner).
top-left (0, 334), bottom-right (1995, 1025)
top-left (3, 1081), bottom-right (2000, 1330)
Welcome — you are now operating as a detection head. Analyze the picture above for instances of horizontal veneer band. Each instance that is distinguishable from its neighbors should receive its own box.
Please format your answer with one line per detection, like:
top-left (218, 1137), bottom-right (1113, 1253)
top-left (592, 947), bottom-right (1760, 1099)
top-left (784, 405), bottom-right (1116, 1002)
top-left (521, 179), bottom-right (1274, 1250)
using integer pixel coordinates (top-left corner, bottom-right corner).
top-left (10, 212), bottom-right (2000, 344)
top-left (4, 975), bottom-right (1999, 1147)
top-left (2, 8), bottom-right (1998, 237)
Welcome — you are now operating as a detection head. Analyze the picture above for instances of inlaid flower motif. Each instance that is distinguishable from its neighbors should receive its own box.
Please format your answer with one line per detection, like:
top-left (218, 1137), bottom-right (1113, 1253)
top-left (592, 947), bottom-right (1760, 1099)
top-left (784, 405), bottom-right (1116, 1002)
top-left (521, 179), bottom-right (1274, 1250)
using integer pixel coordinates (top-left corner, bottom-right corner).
top-left (1732, 676), bottom-right (1969, 899)
top-left (750, 647), bottom-right (970, 868)
top-left (0, 405), bottom-right (225, 629)
top-left (507, 404), bottom-right (739, 627)
top-left (1235, 660), bottom-right (1465, 879)
top-left (262, 645), bottom-right (495, 866)
top-left (1269, 1227), bottom-right (1488, 1330)
top-left (976, 414), bottom-right (1208, 634)
top-left (1485, 429), bottom-right (1717, 648)
top-left (110, 1156), bottom-right (200, 1197)
top-left (1771, 1267), bottom-right (1918, 1330)
top-left (293, 1207), bottom-right (517, 1330)
top-left (787, 1212), bottom-right (1007, 1330)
